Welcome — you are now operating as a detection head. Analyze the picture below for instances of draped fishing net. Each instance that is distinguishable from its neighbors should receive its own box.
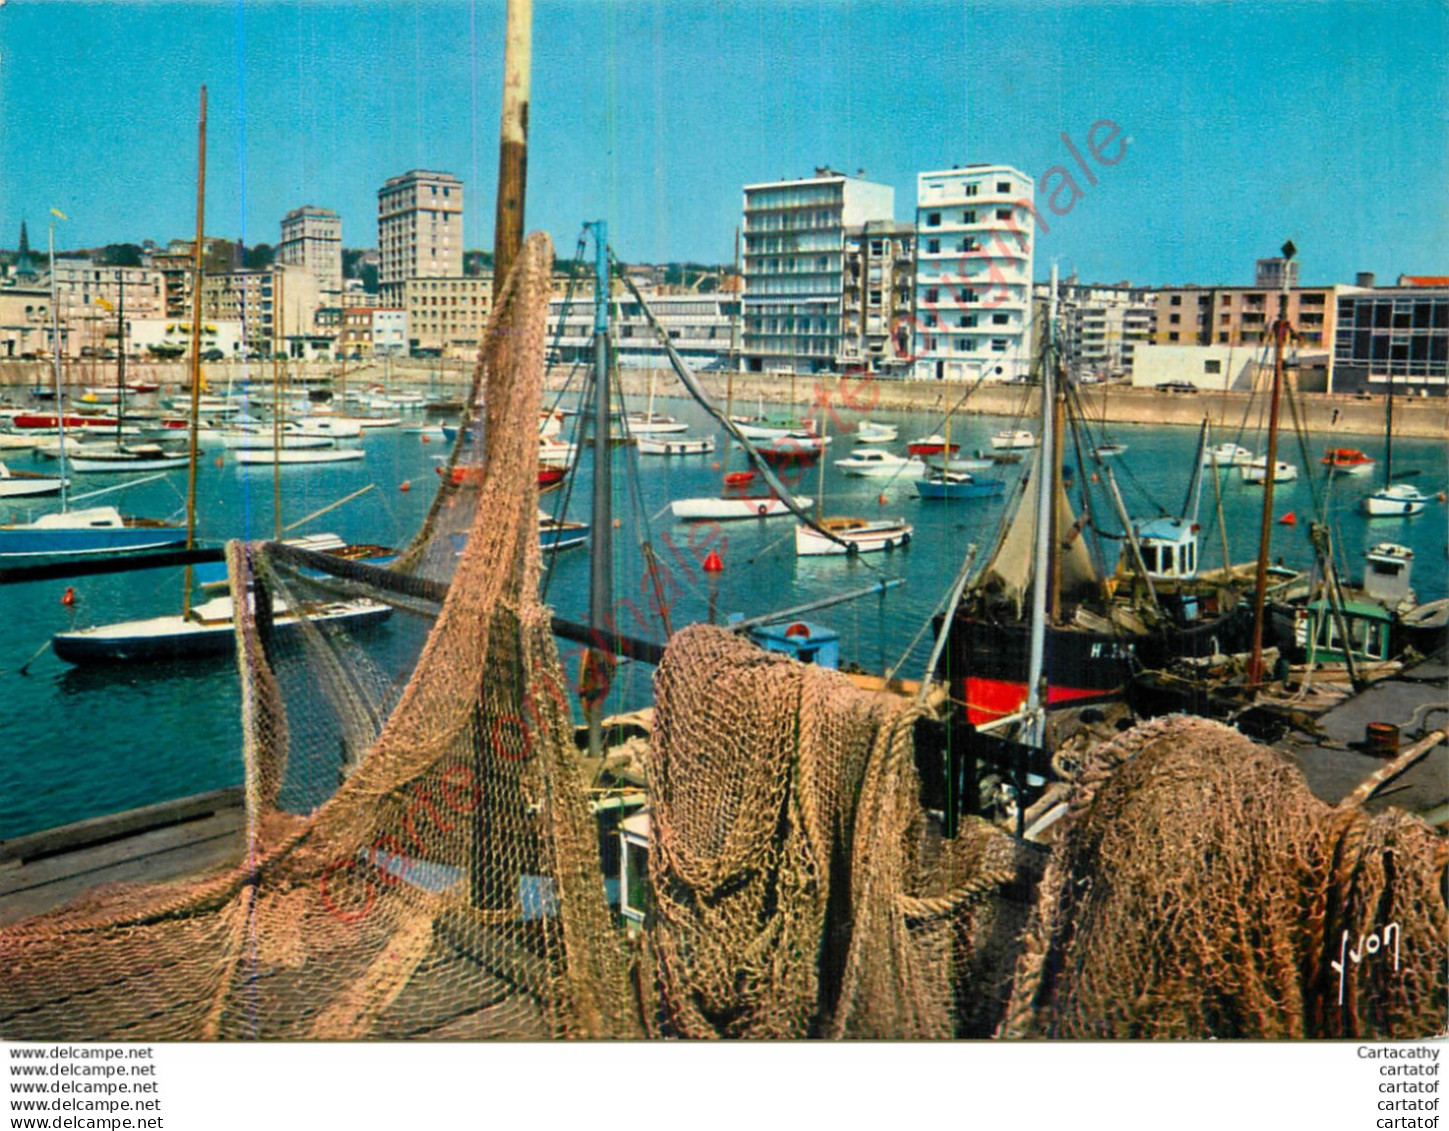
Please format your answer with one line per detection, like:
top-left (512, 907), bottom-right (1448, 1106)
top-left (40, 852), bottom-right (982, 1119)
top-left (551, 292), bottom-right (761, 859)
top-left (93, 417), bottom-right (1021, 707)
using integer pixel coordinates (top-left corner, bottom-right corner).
top-left (640, 624), bottom-right (1029, 1039)
top-left (1002, 713), bottom-right (1448, 1039)
top-left (0, 234), bottom-right (634, 1040)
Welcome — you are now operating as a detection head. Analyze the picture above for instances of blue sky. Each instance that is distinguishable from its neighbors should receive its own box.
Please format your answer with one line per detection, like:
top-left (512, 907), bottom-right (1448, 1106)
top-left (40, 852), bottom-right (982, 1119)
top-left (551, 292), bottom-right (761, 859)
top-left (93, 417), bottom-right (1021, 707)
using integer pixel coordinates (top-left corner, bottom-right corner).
top-left (1, 0), bottom-right (1444, 286)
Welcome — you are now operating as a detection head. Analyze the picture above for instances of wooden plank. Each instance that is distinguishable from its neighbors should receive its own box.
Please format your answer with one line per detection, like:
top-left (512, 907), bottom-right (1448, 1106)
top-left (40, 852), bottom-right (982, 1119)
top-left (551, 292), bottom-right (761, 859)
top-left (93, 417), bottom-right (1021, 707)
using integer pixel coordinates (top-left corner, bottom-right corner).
top-left (0, 787), bottom-right (244, 864)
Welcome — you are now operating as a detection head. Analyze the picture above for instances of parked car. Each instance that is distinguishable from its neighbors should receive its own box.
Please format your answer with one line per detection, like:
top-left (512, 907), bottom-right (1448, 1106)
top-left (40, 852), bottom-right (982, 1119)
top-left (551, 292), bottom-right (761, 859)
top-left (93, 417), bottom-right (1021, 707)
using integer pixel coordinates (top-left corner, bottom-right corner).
top-left (1156, 381), bottom-right (1199, 394)
top-left (201, 348), bottom-right (225, 362)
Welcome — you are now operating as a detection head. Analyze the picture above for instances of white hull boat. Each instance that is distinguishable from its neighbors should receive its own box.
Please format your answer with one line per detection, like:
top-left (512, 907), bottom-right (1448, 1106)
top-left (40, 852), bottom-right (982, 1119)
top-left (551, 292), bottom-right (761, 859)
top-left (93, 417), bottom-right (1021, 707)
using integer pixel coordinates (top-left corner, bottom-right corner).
top-left (833, 449), bottom-right (925, 478)
top-left (1362, 484), bottom-right (1428, 517)
top-left (291, 416), bottom-right (365, 440)
top-left (637, 435), bottom-right (716, 456)
top-left (1239, 457), bottom-right (1299, 484)
top-left (794, 517), bottom-right (913, 556)
top-left (1202, 443), bottom-right (1254, 467)
top-left (0, 462), bottom-right (67, 498)
top-left (927, 454), bottom-right (995, 473)
top-left (234, 447), bottom-right (366, 465)
top-left (989, 430), bottom-right (1037, 450)
top-left (670, 495), bottom-right (812, 521)
top-left (853, 420), bottom-right (898, 443)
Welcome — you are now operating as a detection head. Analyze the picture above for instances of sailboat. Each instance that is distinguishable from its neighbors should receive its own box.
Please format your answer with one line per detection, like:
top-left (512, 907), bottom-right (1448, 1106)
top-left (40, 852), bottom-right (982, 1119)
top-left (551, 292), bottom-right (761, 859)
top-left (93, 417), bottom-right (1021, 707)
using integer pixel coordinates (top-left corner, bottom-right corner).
top-left (794, 410), bottom-right (912, 556)
top-left (0, 220), bottom-right (186, 560)
top-left (47, 87), bottom-right (390, 666)
top-left (1362, 378), bottom-right (1427, 516)
top-left (0, 461), bottom-right (67, 499)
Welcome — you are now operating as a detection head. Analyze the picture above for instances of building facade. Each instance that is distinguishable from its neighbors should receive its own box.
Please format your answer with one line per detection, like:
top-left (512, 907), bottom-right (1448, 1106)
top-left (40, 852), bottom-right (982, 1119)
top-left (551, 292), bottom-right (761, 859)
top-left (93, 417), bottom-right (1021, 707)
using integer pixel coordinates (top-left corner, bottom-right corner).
top-left (1150, 285), bottom-right (1339, 352)
top-left (201, 264), bottom-right (322, 356)
top-left (378, 170), bottom-right (464, 306)
top-left (372, 308), bottom-right (407, 357)
top-left (1333, 283), bottom-right (1449, 396)
top-left (913, 165), bottom-right (1035, 382)
top-left (840, 220), bottom-right (915, 374)
top-left (546, 290), bottom-right (739, 370)
top-left (1034, 279), bottom-right (1155, 379)
top-left (404, 276), bottom-right (491, 357)
top-left (741, 169), bottom-right (895, 374)
top-left (278, 206), bottom-right (343, 298)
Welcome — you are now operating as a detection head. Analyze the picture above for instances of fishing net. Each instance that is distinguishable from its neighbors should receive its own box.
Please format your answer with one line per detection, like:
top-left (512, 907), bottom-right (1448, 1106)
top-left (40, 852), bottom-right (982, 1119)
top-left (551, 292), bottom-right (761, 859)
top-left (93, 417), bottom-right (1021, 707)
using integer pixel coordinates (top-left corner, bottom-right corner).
top-left (1002, 713), bottom-right (1448, 1039)
top-left (640, 624), bottom-right (1026, 1039)
top-left (0, 233), bottom-right (637, 1041)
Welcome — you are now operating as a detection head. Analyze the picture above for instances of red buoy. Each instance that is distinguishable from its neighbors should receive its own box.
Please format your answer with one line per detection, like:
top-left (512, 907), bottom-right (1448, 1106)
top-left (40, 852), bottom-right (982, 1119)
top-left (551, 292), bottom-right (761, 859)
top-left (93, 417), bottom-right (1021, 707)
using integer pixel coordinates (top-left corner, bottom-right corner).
top-left (1279, 511), bottom-right (1296, 526)
top-left (421, 435), bottom-right (431, 444)
top-left (214, 457), bottom-right (224, 468)
top-left (877, 493), bottom-right (888, 505)
top-left (703, 550), bottom-right (724, 573)
top-left (61, 586), bottom-right (76, 607)
top-left (399, 480), bottom-right (411, 492)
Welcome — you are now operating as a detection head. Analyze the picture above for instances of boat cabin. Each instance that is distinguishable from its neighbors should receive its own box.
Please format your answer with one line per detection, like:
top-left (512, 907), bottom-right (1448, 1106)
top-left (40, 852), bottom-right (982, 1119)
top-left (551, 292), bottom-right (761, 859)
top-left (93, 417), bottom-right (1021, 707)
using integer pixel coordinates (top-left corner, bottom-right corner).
top-left (618, 809), bottom-right (651, 937)
top-left (1122, 517), bottom-right (1201, 582)
top-left (1361, 542), bottom-right (1415, 609)
top-left (745, 620), bottom-right (841, 668)
top-left (1287, 599), bottom-right (1394, 665)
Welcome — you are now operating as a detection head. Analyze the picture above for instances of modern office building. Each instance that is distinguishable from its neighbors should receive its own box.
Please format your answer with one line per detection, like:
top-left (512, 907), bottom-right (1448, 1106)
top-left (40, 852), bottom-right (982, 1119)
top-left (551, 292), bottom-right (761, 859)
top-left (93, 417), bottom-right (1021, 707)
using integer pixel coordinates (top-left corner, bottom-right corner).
top-left (278, 206), bottom-right (343, 298)
top-left (913, 165), bottom-right (1035, 382)
top-left (378, 170), bottom-right (464, 306)
top-left (546, 289), bottom-right (739, 370)
top-left (740, 168), bottom-right (895, 374)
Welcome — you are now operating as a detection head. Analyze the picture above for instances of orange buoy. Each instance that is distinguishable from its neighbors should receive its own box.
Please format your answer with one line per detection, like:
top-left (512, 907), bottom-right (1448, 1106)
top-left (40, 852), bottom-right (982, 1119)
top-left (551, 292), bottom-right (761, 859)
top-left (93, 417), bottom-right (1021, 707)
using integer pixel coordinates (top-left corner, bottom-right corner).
top-left (613, 518), bottom-right (622, 528)
top-left (421, 434), bottom-right (431, 444)
top-left (703, 550), bottom-right (724, 573)
top-left (1091, 472), bottom-right (1099, 483)
top-left (61, 586), bottom-right (76, 606)
top-left (1279, 511), bottom-right (1296, 526)
top-left (710, 461), bottom-right (721, 471)
top-left (399, 480), bottom-right (411, 492)
top-left (878, 493), bottom-right (888, 505)
top-left (214, 456), bottom-right (224, 468)
top-left (1439, 491), bottom-right (1447, 503)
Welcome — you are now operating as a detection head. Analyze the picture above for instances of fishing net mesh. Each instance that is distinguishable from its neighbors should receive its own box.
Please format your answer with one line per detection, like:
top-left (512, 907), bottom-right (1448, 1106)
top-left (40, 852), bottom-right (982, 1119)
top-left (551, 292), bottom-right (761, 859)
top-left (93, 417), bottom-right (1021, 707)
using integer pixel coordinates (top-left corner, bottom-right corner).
top-left (1002, 713), bottom-right (1448, 1039)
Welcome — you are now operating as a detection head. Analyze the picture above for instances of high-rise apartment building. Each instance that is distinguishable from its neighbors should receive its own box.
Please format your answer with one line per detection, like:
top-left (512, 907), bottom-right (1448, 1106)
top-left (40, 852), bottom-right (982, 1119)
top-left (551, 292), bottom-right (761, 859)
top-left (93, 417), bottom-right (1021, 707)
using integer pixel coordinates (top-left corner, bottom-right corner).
top-left (1034, 279), bottom-right (1155, 379)
top-left (278, 206), bottom-right (342, 297)
top-left (841, 220), bottom-right (916, 374)
top-left (377, 171), bottom-right (464, 306)
top-left (741, 168), bottom-right (895, 374)
top-left (913, 165), bottom-right (1035, 382)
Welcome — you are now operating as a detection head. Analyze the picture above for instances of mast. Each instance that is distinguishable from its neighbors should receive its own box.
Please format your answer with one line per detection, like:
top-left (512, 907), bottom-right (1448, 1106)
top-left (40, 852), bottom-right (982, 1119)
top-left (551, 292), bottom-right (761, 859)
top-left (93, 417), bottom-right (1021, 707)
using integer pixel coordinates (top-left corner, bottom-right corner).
top-left (47, 216), bottom-right (68, 511)
top-left (114, 273), bottom-right (126, 448)
top-left (181, 85), bottom-right (208, 618)
top-left (1024, 261), bottom-right (1057, 743)
top-left (1246, 240), bottom-right (1295, 687)
top-left (729, 226), bottom-right (741, 372)
top-left (1383, 374), bottom-right (1394, 487)
top-left (585, 220), bottom-right (612, 760)
top-left (491, 0), bottom-right (532, 299)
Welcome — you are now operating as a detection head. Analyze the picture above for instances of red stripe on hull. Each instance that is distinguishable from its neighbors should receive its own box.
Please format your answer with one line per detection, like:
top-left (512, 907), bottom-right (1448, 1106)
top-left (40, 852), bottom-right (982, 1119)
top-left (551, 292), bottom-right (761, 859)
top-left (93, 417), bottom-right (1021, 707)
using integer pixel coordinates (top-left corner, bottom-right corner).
top-left (963, 677), bottom-right (1120, 727)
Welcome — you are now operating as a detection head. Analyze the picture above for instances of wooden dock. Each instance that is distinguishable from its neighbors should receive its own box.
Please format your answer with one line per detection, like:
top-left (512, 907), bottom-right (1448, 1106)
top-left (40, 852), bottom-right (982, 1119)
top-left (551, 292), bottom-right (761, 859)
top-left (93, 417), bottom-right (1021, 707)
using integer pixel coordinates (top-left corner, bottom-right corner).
top-left (0, 788), bottom-right (245, 928)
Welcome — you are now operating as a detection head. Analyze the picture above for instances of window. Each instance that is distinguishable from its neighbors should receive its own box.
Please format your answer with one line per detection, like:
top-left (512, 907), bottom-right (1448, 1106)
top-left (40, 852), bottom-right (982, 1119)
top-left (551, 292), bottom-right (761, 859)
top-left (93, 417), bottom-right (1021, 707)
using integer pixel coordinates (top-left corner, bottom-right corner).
top-left (925, 288), bottom-right (939, 303)
top-left (1169, 332), bottom-right (1180, 342)
top-left (992, 313), bottom-right (1009, 325)
top-left (1204, 359), bottom-right (1222, 375)
top-left (1170, 295), bottom-right (1182, 306)
top-left (963, 210), bottom-right (977, 224)
top-left (996, 208), bottom-right (1012, 221)
top-left (965, 184), bottom-right (979, 197)
top-left (923, 315), bottom-right (937, 329)
top-left (926, 212), bottom-right (941, 227)
top-left (996, 181), bottom-right (1010, 193)
top-left (1169, 314), bottom-right (1180, 324)
top-left (958, 314), bottom-right (975, 328)
top-left (927, 239), bottom-right (940, 254)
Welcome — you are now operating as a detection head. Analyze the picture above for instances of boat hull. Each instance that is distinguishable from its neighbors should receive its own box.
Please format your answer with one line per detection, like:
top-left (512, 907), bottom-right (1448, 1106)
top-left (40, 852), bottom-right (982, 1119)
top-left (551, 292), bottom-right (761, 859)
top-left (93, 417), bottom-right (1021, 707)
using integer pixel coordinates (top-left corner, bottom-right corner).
top-left (0, 526), bottom-right (187, 560)
top-left (794, 520), bottom-right (912, 556)
top-left (912, 476), bottom-right (1005, 500)
top-left (636, 436), bottom-right (715, 456)
top-left (670, 496), bottom-right (811, 521)
top-left (234, 448), bottom-right (365, 465)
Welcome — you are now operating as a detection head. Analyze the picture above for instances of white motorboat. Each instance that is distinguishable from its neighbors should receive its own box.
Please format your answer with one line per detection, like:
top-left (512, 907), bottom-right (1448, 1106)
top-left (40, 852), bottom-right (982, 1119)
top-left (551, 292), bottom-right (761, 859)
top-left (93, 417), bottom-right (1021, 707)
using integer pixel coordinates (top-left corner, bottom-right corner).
top-left (1238, 457), bottom-right (1299, 484)
top-left (926, 454), bottom-right (995, 473)
top-left (853, 420), bottom-right (898, 443)
top-left (290, 416), bottom-right (365, 439)
top-left (989, 429), bottom-right (1037, 450)
top-left (1362, 483), bottom-right (1429, 517)
top-left (670, 495), bottom-right (812, 521)
top-left (833, 449), bottom-right (925, 478)
top-left (234, 447), bottom-right (366, 465)
top-left (794, 516), bottom-right (913, 556)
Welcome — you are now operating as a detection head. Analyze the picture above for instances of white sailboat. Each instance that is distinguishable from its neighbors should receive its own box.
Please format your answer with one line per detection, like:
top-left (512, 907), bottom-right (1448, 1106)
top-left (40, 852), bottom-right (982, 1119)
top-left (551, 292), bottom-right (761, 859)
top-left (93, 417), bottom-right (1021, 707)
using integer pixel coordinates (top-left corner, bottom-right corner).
top-left (1363, 378), bottom-right (1427, 517)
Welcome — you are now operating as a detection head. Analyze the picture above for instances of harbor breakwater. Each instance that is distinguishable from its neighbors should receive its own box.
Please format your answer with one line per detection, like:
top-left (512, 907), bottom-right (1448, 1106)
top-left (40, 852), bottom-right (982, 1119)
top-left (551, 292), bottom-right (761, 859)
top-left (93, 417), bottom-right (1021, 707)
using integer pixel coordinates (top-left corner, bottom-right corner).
top-left (2, 358), bottom-right (1446, 440)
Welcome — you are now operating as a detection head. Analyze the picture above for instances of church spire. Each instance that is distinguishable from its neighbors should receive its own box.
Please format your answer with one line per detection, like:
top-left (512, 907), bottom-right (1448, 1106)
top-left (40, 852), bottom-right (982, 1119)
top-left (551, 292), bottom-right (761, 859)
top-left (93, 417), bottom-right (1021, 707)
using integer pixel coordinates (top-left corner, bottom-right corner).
top-left (15, 218), bottom-right (37, 280)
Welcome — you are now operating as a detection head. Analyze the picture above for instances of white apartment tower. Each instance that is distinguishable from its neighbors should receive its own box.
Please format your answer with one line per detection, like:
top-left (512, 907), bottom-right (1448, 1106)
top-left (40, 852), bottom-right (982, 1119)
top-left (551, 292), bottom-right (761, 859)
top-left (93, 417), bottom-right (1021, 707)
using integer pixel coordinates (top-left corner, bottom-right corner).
top-left (913, 165), bottom-right (1035, 381)
top-left (377, 170), bottom-right (464, 307)
top-left (278, 206), bottom-right (343, 298)
top-left (741, 168), bottom-right (895, 374)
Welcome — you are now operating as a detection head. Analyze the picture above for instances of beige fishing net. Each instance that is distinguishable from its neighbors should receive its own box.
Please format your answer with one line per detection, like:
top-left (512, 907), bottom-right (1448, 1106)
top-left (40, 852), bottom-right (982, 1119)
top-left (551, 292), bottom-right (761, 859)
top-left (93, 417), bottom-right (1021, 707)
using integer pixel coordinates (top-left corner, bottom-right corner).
top-left (1003, 713), bottom-right (1448, 1039)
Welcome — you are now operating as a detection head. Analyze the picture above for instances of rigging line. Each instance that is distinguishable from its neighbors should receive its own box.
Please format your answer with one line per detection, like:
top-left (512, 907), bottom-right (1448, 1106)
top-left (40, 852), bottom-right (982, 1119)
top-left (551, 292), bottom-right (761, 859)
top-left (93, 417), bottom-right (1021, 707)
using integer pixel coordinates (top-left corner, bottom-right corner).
top-left (541, 232), bottom-right (591, 420)
top-left (1280, 339), bottom-right (1326, 523)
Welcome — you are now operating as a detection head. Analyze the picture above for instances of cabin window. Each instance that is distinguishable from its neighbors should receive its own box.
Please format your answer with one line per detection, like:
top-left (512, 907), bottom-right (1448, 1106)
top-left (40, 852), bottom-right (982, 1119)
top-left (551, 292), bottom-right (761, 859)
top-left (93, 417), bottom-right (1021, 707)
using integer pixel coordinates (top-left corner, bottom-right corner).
top-left (624, 842), bottom-right (650, 917)
top-left (1141, 544), bottom-right (1159, 572)
top-left (1184, 542), bottom-right (1195, 574)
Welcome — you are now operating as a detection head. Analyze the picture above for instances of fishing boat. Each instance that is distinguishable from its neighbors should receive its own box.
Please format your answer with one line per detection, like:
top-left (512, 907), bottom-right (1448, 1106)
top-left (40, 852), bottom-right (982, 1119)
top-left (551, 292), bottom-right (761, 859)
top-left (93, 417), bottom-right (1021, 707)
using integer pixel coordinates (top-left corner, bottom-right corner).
top-left (636, 434), bottom-right (715, 456)
top-left (1321, 447), bottom-right (1375, 476)
top-left (907, 434), bottom-right (960, 457)
top-left (1363, 378), bottom-right (1426, 516)
top-left (1239, 456), bottom-right (1298, 484)
top-left (989, 429), bottom-right (1037, 450)
top-left (794, 516), bottom-right (912, 556)
top-left (912, 469), bottom-right (1005, 501)
top-left (51, 592), bottom-right (392, 664)
top-left (0, 461), bottom-right (67, 498)
top-left (833, 449), bottom-right (924, 477)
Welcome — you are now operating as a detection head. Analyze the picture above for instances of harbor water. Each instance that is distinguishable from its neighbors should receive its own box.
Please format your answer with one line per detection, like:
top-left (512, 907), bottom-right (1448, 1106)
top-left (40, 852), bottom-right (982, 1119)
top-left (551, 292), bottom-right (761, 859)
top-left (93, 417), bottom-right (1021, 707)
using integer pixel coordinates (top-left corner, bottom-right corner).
top-left (1, 394), bottom-right (1445, 838)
